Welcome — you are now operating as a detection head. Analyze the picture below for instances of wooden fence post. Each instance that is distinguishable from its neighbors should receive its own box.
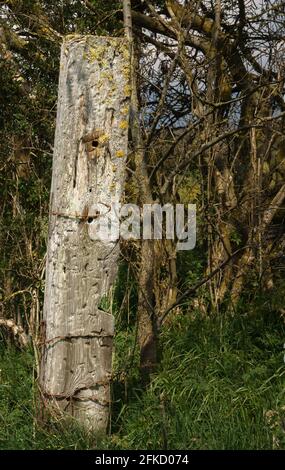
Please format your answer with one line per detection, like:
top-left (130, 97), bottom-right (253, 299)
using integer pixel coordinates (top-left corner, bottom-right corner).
top-left (40, 35), bottom-right (130, 432)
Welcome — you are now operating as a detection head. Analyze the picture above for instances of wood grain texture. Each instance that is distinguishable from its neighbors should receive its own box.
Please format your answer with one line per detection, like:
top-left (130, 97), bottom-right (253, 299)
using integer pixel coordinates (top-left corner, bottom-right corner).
top-left (40, 35), bottom-right (130, 432)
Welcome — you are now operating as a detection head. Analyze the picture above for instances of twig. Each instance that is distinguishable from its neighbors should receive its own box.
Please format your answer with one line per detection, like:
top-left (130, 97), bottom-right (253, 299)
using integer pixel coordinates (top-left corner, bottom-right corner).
top-left (157, 245), bottom-right (251, 328)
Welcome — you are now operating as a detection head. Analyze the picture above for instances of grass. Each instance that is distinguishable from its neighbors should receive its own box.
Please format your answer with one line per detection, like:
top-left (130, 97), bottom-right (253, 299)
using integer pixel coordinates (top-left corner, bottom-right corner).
top-left (0, 309), bottom-right (285, 450)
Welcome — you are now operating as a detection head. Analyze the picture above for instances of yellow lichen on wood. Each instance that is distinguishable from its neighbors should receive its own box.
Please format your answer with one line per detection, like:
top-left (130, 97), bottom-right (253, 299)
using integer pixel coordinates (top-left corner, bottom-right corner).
top-left (98, 134), bottom-right (109, 145)
top-left (119, 120), bottom-right (128, 130)
top-left (87, 44), bottom-right (107, 63)
top-left (121, 107), bottom-right (129, 115)
top-left (124, 84), bottom-right (131, 97)
top-left (101, 70), bottom-right (114, 82)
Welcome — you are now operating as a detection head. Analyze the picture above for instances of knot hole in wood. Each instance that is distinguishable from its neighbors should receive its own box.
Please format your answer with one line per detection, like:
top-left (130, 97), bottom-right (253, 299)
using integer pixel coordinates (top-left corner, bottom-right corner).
top-left (82, 129), bottom-right (109, 160)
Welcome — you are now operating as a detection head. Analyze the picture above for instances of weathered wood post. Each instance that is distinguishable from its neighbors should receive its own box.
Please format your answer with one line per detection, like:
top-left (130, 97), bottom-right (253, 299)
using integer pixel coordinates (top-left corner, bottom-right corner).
top-left (40, 35), bottom-right (130, 432)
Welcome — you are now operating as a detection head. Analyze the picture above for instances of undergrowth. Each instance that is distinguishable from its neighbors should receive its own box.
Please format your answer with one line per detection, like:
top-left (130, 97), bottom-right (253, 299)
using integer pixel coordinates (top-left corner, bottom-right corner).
top-left (0, 308), bottom-right (285, 450)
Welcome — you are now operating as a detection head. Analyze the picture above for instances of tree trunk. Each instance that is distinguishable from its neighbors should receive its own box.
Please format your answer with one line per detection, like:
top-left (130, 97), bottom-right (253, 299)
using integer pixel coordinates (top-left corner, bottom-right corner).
top-left (137, 239), bottom-right (157, 382)
top-left (40, 35), bottom-right (130, 432)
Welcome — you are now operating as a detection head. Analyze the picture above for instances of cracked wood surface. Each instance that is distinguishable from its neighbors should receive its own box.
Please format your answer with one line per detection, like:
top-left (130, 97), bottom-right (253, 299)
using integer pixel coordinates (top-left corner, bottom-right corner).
top-left (40, 35), bottom-right (130, 432)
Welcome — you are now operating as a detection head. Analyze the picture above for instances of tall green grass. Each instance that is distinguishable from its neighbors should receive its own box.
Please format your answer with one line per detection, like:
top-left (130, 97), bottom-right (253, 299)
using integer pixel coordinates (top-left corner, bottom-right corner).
top-left (0, 309), bottom-right (284, 450)
top-left (109, 311), bottom-right (285, 450)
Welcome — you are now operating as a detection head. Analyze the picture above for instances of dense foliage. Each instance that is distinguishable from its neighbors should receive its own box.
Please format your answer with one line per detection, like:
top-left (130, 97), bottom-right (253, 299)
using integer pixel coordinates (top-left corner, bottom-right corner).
top-left (1, 304), bottom-right (285, 449)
